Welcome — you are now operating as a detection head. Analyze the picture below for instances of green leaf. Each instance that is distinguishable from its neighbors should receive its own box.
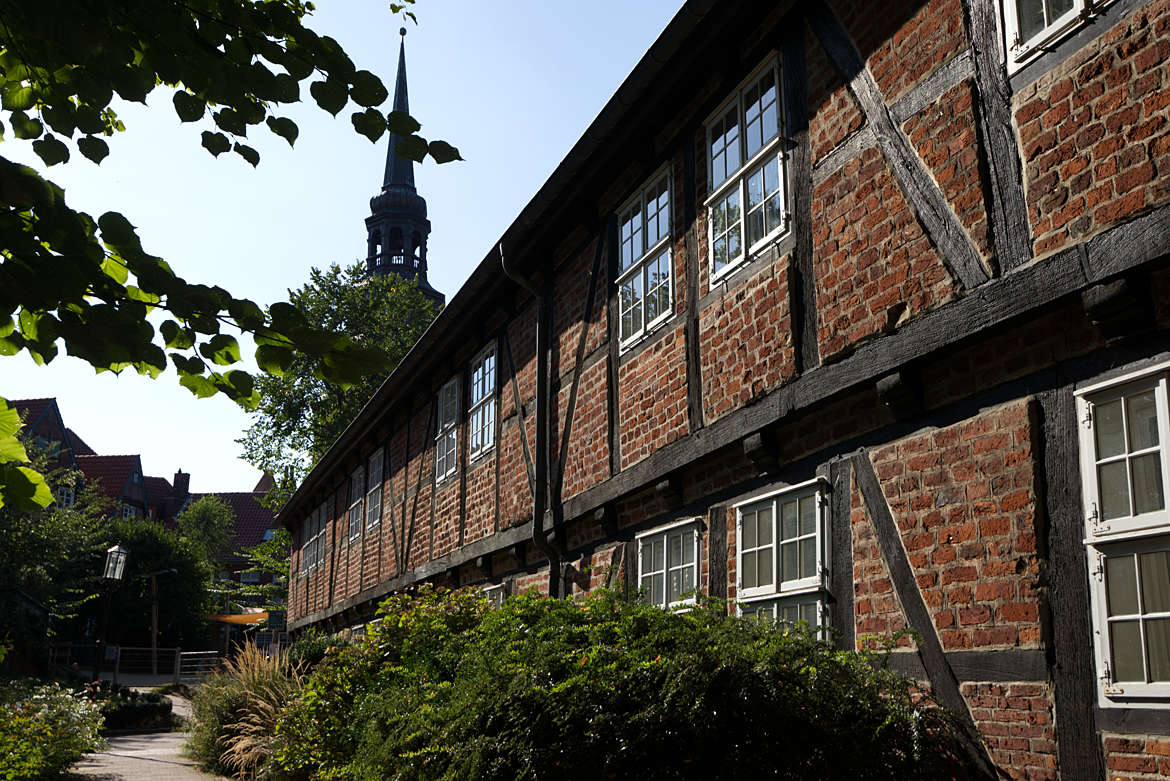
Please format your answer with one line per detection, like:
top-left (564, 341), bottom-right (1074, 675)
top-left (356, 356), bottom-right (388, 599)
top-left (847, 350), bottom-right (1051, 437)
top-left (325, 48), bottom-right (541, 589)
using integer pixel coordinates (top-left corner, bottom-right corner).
top-left (225, 369), bottom-right (254, 397)
top-left (266, 116), bottom-right (299, 147)
top-left (268, 301), bottom-right (307, 332)
top-left (395, 134), bottom-right (428, 162)
top-left (0, 435), bottom-right (27, 463)
top-left (78, 135), bottom-right (110, 164)
top-left (161, 320), bottom-right (195, 349)
top-left (351, 108), bottom-right (386, 142)
top-left (234, 142), bottom-right (260, 167)
top-left (100, 256), bottom-right (129, 284)
top-left (179, 372), bottom-right (218, 399)
top-left (1, 84), bottom-right (34, 111)
top-left (228, 298), bottom-right (264, 330)
top-left (201, 131), bottom-right (231, 157)
top-left (387, 110), bottom-right (421, 136)
top-left (41, 103), bottom-right (75, 136)
top-left (126, 285), bottom-right (161, 305)
top-left (170, 353), bottom-right (206, 375)
top-left (11, 111), bottom-right (44, 140)
top-left (255, 344), bottom-right (293, 375)
top-left (214, 108), bottom-right (246, 136)
top-left (98, 212), bottom-right (140, 250)
top-left (0, 398), bottom-right (23, 441)
top-left (309, 78), bottom-right (347, 116)
top-left (349, 70), bottom-right (388, 107)
top-left (428, 140), bottom-right (463, 164)
top-left (200, 333), bottom-right (241, 366)
top-left (172, 91), bottom-right (205, 122)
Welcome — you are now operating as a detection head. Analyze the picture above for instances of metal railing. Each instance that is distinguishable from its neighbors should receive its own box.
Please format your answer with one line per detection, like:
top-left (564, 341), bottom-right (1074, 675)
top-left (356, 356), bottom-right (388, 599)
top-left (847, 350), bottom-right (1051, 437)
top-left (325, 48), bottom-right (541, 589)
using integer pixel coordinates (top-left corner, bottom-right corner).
top-left (50, 643), bottom-right (223, 685)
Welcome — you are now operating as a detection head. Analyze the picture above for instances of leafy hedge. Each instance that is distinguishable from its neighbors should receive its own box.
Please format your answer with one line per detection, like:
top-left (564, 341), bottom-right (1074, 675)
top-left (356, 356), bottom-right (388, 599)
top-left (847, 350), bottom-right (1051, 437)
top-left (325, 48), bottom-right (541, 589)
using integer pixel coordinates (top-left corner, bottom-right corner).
top-left (270, 588), bottom-right (980, 780)
top-left (0, 680), bottom-right (105, 779)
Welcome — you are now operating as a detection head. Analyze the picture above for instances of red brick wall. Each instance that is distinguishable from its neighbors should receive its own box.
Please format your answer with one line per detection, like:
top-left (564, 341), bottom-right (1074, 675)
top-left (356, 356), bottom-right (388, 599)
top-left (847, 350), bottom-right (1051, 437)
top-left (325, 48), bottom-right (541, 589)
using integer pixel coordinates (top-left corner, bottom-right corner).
top-left (432, 476), bottom-right (460, 559)
top-left (553, 239), bottom-right (607, 381)
top-left (698, 253), bottom-right (796, 424)
top-left (964, 682), bottom-right (1058, 779)
top-left (807, 25), bottom-right (865, 166)
top-left (829, 0), bottom-right (968, 103)
top-left (1014, 0), bottom-right (1170, 257)
top-left (617, 326), bottom-right (689, 469)
top-left (498, 412), bottom-right (535, 528)
top-left (813, 146), bottom-right (958, 360)
top-left (869, 401), bottom-right (1044, 651)
top-left (903, 78), bottom-right (993, 259)
top-left (555, 358), bottom-right (610, 500)
top-left (851, 471), bottom-right (915, 649)
top-left (464, 452), bottom-right (496, 546)
top-left (1104, 734), bottom-right (1170, 779)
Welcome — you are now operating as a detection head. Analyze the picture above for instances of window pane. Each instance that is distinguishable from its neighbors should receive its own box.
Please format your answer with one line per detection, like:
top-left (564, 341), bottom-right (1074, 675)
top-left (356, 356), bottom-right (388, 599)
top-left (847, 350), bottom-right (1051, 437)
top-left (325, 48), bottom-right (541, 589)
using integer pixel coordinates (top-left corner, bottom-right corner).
top-left (1095, 400), bottom-right (1125, 459)
top-left (800, 537), bottom-right (817, 579)
top-left (742, 510), bottom-right (757, 549)
top-left (757, 547), bottom-right (773, 586)
top-left (1015, 0), bottom-right (1045, 41)
top-left (800, 601), bottom-right (818, 626)
top-left (1132, 453), bottom-right (1166, 515)
top-left (681, 562), bottom-right (695, 596)
top-left (641, 542), bottom-right (654, 575)
top-left (1107, 554), bottom-right (1139, 616)
top-left (757, 506), bottom-right (772, 546)
top-left (747, 202), bottom-right (765, 248)
top-left (1111, 620), bottom-right (1145, 681)
top-left (1099, 460), bottom-right (1131, 520)
top-left (1046, 0), bottom-right (1075, 23)
top-left (781, 541), bottom-right (797, 583)
top-left (652, 539), bottom-right (664, 571)
top-left (742, 550), bottom-right (758, 589)
top-left (668, 569), bottom-right (684, 603)
top-left (799, 495), bottom-right (817, 536)
top-left (1141, 550), bottom-right (1170, 613)
top-left (651, 573), bottom-right (664, 606)
top-left (1127, 392), bottom-right (1160, 451)
top-left (781, 499), bottom-right (797, 540)
top-left (668, 532), bottom-right (683, 569)
top-left (781, 603), bottom-right (799, 625)
top-left (1146, 618), bottom-right (1170, 681)
top-left (680, 531), bottom-right (695, 565)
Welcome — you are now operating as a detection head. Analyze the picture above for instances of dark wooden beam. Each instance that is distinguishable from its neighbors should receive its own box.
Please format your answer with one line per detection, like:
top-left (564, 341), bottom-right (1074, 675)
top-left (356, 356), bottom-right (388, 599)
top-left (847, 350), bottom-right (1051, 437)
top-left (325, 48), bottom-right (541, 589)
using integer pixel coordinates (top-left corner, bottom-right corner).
top-left (594, 503), bottom-right (618, 538)
top-left (806, 2), bottom-right (990, 291)
top-left (828, 458), bottom-right (855, 649)
top-left (1036, 387), bottom-right (1106, 779)
top-left (885, 647), bottom-right (1049, 682)
top-left (781, 19), bottom-right (819, 374)
top-left (708, 505), bottom-right (727, 601)
top-left (965, 0), bottom-right (1033, 273)
top-left (683, 135), bottom-right (705, 432)
top-left (743, 430), bottom-right (780, 475)
top-left (605, 216), bottom-right (623, 477)
top-left (655, 475), bottom-right (684, 510)
top-left (852, 452), bottom-right (998, 778)
top-left (1081, 274), bottom-right (1154, 343)
top-left (502, 329), bottom-right (537, 497)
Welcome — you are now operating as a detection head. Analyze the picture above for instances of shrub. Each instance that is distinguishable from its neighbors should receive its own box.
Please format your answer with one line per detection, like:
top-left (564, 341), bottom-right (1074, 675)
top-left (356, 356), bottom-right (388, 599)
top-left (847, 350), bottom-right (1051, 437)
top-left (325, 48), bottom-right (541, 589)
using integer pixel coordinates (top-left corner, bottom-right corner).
top-left (273, 587), bottom-right (980, 780)
top-left (96, 687), bottom-right (172, 731)
top-left (187, 641), bottom-right (303, 779)
top-left (0, 680), bottom-right (105, 779)
top-left (286, 628), bottom-right (348, 671)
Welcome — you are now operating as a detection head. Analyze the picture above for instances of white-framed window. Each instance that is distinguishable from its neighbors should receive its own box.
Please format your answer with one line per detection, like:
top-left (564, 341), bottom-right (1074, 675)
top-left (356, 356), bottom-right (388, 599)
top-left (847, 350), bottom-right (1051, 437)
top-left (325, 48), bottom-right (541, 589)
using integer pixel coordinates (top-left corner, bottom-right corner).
top-left (1078, 364), bottom-right (1170, 705)
top-left (55, 485), bottom-right (75, 508)
top-left (637, 519), bottom-right (701, 609)
top-left (482, 583), bottom-right (507, 608)
top-left (366, 449), bottom-right (383, 531)
top-left (468, 345), bottom-right (497, 460)
top-left (300, 501), bottom-right (327, 575)
top-left (121, 503), bottom-right (138, 519)
top-left (262, 528), bottom-right (276, 541)
top-left (1003, 0), bottom-right (1116, 69)
top-left (739, 594), bottom-right (829, 637)
top-left (706, 57), bottom-right (788, 280)
top-left (436, 377), bottom-right (459, 481)
top-left (347, 465), bottom-right (365, 541)
top-left (240, 571), bottom-right (262, 585)
top-left (618, 169), bottom-right (672, 345)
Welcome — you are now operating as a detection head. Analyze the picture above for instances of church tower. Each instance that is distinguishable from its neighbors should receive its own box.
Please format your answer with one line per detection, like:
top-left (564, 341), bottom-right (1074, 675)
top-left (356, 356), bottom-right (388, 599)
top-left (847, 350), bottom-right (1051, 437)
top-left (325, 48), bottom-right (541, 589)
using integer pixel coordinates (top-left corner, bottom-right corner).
top-left (365, 28), bottom-right (443, 306)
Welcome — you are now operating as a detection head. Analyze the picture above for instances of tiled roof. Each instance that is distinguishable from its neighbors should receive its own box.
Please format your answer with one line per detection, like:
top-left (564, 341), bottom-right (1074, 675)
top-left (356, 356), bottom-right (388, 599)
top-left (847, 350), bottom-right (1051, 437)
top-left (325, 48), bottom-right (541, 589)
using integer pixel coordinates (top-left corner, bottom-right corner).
top-left (144, 476), bottom-right (173, 510)
top-left (76, 455), bottom-right (140, 502)
top-left (64, 428), bottom-right (96, 456)
top-left (10, 398), bottom-right (53, 425)
top-left (190, 492), bottom-right (277, 550)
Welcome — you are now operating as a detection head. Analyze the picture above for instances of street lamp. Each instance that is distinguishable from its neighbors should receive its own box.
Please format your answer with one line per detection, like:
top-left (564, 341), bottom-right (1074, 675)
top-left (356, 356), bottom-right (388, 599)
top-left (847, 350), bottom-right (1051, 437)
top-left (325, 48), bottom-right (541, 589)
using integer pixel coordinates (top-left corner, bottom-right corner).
top-left (93, 543), bottom-right (129, 682)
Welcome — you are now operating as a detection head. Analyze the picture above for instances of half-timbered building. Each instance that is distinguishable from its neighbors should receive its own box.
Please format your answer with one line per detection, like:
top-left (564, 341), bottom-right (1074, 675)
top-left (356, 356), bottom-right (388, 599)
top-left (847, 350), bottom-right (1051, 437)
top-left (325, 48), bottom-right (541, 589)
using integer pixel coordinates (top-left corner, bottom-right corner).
top-left (285, 1), bottom-right (1170, 775)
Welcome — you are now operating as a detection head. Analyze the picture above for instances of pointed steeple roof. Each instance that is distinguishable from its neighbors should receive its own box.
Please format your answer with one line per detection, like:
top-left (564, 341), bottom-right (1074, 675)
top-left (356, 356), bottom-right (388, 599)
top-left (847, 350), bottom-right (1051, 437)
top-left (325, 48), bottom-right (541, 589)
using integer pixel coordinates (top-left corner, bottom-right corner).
top-left (383, 28), bottom-right (416, 192)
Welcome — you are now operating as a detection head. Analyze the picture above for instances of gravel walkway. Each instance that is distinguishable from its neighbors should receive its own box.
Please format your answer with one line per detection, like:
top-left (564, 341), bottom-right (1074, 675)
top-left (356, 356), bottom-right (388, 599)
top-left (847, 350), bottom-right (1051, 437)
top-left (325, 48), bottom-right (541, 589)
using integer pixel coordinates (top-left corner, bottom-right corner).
top-left (69, 732), bottom-right (226, 780)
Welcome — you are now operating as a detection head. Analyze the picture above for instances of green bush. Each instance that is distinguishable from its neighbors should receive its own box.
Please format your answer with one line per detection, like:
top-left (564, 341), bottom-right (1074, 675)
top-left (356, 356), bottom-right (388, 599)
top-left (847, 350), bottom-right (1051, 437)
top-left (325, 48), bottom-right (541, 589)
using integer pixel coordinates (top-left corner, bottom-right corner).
top-left (272, 587), bottom-right (980, 780)
top-left (0, 680), bottom-right (105, 779)
top-left (286, 628), bottom-right (348, 671)
top-left (186, 641), bottom-right (303, 779)
top-left (96, 687), bottom-right (172, 731)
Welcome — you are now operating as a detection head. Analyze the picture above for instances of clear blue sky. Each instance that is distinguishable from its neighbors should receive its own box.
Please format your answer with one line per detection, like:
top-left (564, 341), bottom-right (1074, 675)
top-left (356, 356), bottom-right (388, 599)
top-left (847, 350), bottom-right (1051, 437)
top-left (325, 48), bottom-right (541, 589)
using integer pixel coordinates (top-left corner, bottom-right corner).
top-left (3, 1), bottom-right (682, 493)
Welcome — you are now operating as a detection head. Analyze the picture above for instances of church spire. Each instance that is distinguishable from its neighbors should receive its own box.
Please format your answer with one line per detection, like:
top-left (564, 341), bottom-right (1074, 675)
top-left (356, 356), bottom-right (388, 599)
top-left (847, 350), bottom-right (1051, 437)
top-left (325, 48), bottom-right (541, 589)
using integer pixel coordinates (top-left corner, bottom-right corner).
top-left (365, 27), bottom-right (443, 306)
top-left (383, 28), bottom-right (415, 191)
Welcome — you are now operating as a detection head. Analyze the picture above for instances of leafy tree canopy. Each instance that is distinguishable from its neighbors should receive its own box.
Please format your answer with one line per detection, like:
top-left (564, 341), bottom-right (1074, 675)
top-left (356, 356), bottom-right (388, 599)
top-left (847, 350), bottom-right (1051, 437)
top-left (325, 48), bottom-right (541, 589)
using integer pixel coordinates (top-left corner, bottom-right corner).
top-left (177, 494), bottom-right (235, 566)
top-left (239, 263), bottom-right (438, 507)
top-left (0, 0), bottom-right (459, 510)
top-left (227, 527), bottom-right (291, 611)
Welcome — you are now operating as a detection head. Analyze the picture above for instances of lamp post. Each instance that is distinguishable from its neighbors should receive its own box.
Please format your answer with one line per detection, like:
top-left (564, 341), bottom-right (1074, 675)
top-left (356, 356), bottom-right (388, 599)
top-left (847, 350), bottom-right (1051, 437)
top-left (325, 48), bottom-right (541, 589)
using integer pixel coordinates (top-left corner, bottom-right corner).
top-left (92, 544), bottom-right (128, 682)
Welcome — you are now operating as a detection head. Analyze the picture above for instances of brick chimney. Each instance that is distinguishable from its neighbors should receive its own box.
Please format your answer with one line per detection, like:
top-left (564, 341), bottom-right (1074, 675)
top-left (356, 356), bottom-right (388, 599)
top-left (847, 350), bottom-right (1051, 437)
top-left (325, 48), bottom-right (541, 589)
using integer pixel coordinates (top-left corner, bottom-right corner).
top-left (173, 469), bottom-right (190, 498)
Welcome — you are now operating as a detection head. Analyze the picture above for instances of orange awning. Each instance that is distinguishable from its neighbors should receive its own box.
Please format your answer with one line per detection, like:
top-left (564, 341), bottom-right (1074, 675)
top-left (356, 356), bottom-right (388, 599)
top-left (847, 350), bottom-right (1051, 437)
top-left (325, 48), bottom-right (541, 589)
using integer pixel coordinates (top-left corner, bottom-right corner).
top-left (202, 611), bottom-right (269, 625)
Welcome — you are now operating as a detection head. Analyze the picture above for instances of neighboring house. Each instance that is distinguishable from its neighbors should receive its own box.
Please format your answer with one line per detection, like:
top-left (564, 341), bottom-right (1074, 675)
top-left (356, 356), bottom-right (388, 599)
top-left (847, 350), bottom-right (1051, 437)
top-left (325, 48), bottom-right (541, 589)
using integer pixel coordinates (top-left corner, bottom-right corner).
top-left (192, 482), bottom-right (279, 587)
top-left (283, 0), bottom-right (1170, 776)
top-left (11, 398), bottom-right (86, 471)
top-left (76, 454), bottom-right (148, 519)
